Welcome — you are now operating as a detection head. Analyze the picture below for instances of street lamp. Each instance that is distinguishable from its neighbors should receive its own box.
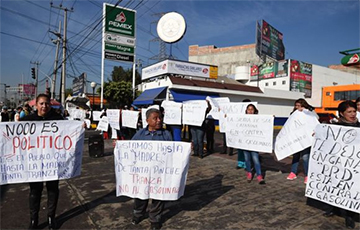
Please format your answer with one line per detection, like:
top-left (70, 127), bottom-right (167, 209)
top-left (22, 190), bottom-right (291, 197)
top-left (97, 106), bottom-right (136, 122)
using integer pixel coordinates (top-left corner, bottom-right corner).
top-left (90, 81), bottom-right (97, 110)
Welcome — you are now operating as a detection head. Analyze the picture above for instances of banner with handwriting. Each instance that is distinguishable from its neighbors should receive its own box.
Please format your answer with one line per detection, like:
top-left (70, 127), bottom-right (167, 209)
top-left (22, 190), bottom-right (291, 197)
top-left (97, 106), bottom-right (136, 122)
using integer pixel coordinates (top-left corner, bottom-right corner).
top-left (107, 109), bottom-right (120, 130)
top-left (206, 97), bottom-right (230, 120)
top-left (114, 141), bottom-right (191, 200)
top-left (161, 101), bottom-right (182, 125)
top-left (305, 124), bottom-right (360, 214)
top-left (68, 108), bottom-right (86, 120)
top-left (225, 114), bottom-right (274, 153)
top-left (182, 100), bottom-right (208, 126)
top-left (97, 116), bottom-right (109, 131)
top-left (275, 110), bottom-right (319, 161)
top-left (0, 121), bottom-right (84, 185)
top-left (122, 110), bottom-right (140, 129)
top-left (92, 111), bottom-right (102, 121)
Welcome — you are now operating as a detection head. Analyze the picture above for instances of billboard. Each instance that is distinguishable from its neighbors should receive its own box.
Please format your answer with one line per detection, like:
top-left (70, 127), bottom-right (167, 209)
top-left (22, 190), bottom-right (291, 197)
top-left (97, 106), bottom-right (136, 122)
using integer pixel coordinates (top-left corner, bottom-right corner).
top-left (289, 59), bottom-right (312, 98)
top-left (72, 73), bottom-right (86, 96)
top-left (103, 4), bottom-right (136, 63)
top-left (250, 60), bottom-right (288, 81)
top-left (256, 20), bottom-right (285, 61)
top-left (18, 84), bottom-right (36, 96)
top-left (142, 60), bottom-right (218, 81)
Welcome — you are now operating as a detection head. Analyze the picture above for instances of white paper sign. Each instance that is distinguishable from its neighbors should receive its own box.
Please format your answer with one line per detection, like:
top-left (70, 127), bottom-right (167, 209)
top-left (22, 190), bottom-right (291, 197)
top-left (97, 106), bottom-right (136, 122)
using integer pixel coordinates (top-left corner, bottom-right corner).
top-left (92, 111), bottom-right (102, 121)
top-left (225, 114), bottom-right (274, 153)
top-left (122, 110), bottom-right (140, 129)
top-left (141, 105), bottom-right (160, 128)
top-left (357, 111), bottom-right (360, 120)
top-left (182, 100), bottom-right (208, 126)
top-left (206, 96), bottom-right (230, 120)
top-left (68, 108), bottom-right (86, 120)
top-left (305, 124), bottom-right (360, 214)
top-left (274, 110), bottom-right (320, 161)
top-left (107, 109), bottom-right (120, 130)
top-left (219, 102), bottom-right (258, 133)
top-left (114, 140), bottom-right (191, 200)
top-left (161, 101), bottom-right (182, 125)
top-left (84, 119), bottom-right (91, 129)
top-left (0, 121), bottom-right (85, 185)
top-left (97, 116), bottom-right (109, 131)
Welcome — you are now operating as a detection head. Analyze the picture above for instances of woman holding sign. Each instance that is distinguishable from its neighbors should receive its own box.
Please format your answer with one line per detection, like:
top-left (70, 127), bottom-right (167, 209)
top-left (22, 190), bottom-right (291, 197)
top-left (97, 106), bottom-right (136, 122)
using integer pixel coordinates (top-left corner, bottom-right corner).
top-left (243, 104), bottom-right (265, 184)
top-left (21, 94), bottom-right (64, 230)
top-left (322, 100), bottom-right (359, 229)
top-left (286, 99), bottom-right (315, 184)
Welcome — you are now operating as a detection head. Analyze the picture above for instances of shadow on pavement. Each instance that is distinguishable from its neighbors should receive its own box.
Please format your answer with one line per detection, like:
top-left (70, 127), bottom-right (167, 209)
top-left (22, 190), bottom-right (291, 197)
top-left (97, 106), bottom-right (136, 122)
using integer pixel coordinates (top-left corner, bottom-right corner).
top-left (162, 174), bottom-right (234, 223)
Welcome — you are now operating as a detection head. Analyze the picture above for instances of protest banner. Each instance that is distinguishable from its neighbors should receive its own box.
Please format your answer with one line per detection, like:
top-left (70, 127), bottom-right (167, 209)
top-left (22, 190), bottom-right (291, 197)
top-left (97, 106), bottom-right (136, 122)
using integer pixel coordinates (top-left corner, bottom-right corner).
top-left (92, 111), bottom-right (102, 121)
top-left (218, 102), bottom-right (258, 133)
top-left (182, 100), bottom-right (208, 126)
top-left (206, 96), bottom-right (230, 120)
top-left (68, 108), bottom-right (86, 120)
top-left (161, 101), bottom-right (182, 125)
top-left (141, 105), bottom-right (160, 128)
top-left (97, 116), bottom-right (109, 131)
top-left (305, 124), bottom-right (360, 214)
top-left (225, 114), bottom-right (274, 153)
top-left (114, 140), bottom-right (191, 200)
top-left (274, 110), bottom-right (319, 161)
top-left (122, 110), bottom-right (140, 129)
top-left (0, 121), bottom-right (85, 185)
top-left (107, 109), bottom-right (120, 130)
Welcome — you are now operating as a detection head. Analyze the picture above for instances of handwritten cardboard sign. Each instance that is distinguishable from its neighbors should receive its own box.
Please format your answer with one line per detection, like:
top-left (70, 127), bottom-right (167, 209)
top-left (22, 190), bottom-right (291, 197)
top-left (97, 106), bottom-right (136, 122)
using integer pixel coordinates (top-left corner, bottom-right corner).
top-left (114, 140), bottom-right (191, 200)
top-left (225, 114), bottom-right (274, 153)
top-left (161, 101), bottom-right (182, 125)
top-left (97, 116), bottom-right (109, 131)
top-left (68, 108), bottom-right (86, 120)
top-left (182, 100), bottom-right (208, 126)
top-left (274, 110), bottom-right (319, 161)
top-left (219, 102), bottom-right (258, 133)
top-left (122, 110), bottom-right (140, 129)
top-left (107, 109), bottom-right (120, 130)
top-left (92, 111), bottom-right (102, 121)
top-left (141, 105), bottom-right (160, 128)
top-left (305, 124), bottom-right (360, 214)
top-left (0, 121), bottom-right (85, 185)
top-left (206, 97), bottom-right (230, 120)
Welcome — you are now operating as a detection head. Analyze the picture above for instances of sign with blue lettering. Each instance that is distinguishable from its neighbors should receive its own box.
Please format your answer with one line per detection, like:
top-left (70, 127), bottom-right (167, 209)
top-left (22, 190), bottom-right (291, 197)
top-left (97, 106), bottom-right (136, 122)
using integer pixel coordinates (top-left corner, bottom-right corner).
top-left (114, 141), bottom-right (191, 200)
top-left (0, 121), bottom-right (85, 185)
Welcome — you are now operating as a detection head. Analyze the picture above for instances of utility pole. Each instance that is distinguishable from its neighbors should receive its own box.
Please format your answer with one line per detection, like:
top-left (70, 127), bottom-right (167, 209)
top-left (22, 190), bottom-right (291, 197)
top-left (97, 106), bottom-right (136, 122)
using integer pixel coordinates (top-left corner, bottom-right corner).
top-left (30, 61), bottom-right (40, 97)
top-left (50, 21), bottom-right (62, 100)
top-left (51, 3), bottom-right (73, 104)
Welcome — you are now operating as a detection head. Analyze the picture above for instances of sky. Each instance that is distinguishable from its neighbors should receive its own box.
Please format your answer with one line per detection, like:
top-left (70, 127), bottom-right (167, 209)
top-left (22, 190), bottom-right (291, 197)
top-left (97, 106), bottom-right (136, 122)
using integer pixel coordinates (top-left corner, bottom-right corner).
top-left (0, 0), bottom-right (359, 97)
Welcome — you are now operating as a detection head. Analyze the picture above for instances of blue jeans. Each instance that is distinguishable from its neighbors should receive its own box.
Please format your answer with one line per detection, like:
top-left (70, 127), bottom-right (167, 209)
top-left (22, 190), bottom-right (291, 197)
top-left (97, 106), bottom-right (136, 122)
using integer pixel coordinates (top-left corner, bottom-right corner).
top-left (243, 150), bottom-right (262, 176)
top-left (290, 147), bottom-right (310, 176)
top-left (243, 150), bottom-right (261, 176)
top-left (190, 126), bottom-right (205, 156)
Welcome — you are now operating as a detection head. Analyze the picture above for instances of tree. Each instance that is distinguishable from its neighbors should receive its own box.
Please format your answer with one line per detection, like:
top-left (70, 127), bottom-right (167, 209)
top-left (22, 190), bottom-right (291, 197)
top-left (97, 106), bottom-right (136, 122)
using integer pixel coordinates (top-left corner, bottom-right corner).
top-left (102, 81), bottom-right (133, 108)
top-left (110, 66), bottom-right (141, 85)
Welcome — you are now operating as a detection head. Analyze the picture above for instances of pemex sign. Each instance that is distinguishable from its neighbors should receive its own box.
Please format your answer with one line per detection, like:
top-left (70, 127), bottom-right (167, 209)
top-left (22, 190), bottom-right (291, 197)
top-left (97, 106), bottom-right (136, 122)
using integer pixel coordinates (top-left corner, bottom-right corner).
top-left (341, 53), bottom-right (360, 66)
top-left (103, 4), bottom-right (136, 63)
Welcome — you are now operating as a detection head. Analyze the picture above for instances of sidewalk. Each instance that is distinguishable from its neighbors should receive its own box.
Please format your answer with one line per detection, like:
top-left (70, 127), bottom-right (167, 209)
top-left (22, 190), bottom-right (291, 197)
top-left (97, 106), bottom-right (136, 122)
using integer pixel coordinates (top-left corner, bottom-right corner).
top-left (0, 131), bottom-right (355, 229)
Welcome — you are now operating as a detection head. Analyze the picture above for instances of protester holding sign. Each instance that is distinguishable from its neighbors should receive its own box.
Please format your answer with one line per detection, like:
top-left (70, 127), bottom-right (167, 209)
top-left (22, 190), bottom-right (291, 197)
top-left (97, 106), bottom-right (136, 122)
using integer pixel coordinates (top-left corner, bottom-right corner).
top-left (130, 108), bottom-right (173, 230)
top-left (321, 100), bottom-right (359, 229)
top-left (286, 99), bottom-right (316, 184)
top-left (242, 104), bottom-right (265, 184)
top-left (20, 94), bottom-right (64, 230)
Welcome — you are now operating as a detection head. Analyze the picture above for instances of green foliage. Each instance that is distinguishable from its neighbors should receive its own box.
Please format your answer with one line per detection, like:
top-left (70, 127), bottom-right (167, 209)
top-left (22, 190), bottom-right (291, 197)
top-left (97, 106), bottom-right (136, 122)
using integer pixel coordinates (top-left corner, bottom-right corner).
top-left (110, 66), bottom-right (141, 84)
top-left (102, 81), bottom-right (134, 108)
top-left (65, 88), bottom-right (73, 97)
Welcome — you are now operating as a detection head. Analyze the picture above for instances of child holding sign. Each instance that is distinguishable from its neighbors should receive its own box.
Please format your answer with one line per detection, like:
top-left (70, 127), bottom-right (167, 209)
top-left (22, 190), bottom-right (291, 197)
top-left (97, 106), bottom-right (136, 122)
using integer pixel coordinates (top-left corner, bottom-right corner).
top-left (243, 104), bottom-right (265, 185)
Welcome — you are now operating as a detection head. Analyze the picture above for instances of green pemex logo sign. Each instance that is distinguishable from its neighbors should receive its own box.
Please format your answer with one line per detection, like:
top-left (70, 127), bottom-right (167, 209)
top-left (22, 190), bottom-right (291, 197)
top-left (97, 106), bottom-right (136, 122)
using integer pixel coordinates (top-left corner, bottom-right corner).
top-left (341, 53), bottom-right (360, 66)
top-left (105, 5), bottom-right (135, 37)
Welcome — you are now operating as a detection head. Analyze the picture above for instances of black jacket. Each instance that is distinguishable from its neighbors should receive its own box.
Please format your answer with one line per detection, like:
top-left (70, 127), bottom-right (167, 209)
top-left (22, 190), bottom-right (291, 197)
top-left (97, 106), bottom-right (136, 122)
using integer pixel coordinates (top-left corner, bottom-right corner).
top-left (20, 109), bottom-right (63, 121)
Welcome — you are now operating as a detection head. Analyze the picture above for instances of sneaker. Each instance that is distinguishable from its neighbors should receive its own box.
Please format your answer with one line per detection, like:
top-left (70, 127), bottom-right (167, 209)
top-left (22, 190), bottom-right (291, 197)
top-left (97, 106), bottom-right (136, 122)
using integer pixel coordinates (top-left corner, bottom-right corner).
top-left (246, 172), bottom-right (252, 182)
top-left (287, 172), bottom-right (297, 180)
top-left (257, 175), bottom-right (265, 184)
top-left (304, 176), bottom-right (308, 184)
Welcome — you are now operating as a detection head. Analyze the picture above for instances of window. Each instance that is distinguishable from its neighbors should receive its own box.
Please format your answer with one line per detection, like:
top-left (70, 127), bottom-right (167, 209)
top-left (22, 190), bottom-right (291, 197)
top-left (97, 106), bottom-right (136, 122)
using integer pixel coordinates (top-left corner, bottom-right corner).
top-left (265, 83), bottom-right (269, 86)
top-left (273, 81), bottom-right (276, 86)
top-left (334, 90), bottom-right (360, 101)
top-left (282, 80), bottom-right (286, 85)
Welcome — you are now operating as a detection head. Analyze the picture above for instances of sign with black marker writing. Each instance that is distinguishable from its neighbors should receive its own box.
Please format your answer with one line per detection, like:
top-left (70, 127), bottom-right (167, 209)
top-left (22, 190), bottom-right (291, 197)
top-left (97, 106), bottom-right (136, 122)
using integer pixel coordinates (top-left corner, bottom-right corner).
top-left (305, 124), bottom-right (360, 213)
top-left (114, 141), bottom-right (191, 200)
top-left (0, 121), bottom-right (85, 185)
top-left (161, 101), bottom-right (182, 125)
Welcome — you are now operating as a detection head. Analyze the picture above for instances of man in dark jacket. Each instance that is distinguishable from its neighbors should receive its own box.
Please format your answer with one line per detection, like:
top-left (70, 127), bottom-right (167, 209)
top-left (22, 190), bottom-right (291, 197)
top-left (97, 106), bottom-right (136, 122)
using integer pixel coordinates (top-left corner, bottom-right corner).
top-left (21, 94), bottom-right (63, 230)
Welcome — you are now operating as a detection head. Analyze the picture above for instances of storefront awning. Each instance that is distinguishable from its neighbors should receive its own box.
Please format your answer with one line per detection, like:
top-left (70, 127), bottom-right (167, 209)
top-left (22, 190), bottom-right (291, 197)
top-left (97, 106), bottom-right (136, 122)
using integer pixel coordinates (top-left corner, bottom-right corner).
top-left (169, 89), bottom-right (219, 102)
top-left (133, 87), bottom-right (167, 105)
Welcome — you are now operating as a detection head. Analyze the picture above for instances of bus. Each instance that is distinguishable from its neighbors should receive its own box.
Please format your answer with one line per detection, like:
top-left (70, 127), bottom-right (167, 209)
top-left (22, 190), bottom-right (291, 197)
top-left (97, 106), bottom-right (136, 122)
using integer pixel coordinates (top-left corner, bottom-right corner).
top-left (315, 84), bottom-right (360, 115)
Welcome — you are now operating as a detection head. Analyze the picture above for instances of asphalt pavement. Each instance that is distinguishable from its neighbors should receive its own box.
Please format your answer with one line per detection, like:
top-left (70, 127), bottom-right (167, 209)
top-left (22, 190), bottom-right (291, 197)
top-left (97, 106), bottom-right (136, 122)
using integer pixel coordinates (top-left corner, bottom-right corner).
top-left (0, 130), bottom-right (358, 229)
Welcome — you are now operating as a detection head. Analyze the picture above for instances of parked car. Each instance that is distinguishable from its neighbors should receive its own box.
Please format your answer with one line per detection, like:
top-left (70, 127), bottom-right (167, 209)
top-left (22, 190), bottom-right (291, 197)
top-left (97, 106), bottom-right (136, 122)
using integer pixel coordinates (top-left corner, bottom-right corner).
top-left (317, 113), bottom-right (338, 124)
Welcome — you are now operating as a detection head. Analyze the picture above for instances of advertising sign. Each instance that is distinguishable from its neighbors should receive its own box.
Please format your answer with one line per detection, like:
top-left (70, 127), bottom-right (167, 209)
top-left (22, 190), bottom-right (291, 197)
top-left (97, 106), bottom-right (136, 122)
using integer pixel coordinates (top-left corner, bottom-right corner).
top-left (289, 59), bottom-right (312, 98)
top-left (72, 73), bottom-right (86, 96)
top-left (142, 60), bottom-right (218, 81)
top-left (19, 84), bottom-right (36, 96)
top-left (103, 4), bottom-right (136, 63)
top-left (250, 60), bottom-right (288, 81)
top-left (258, 20), bottom-right (285, 61)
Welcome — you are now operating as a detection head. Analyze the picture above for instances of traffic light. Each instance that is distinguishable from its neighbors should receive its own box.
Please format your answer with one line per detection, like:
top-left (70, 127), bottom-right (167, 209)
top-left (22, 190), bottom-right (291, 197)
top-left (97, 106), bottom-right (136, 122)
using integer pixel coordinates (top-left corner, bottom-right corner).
top-left (31, 68), bottom-right (36, 79)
